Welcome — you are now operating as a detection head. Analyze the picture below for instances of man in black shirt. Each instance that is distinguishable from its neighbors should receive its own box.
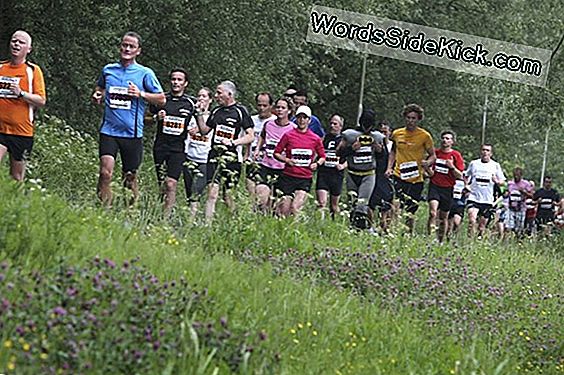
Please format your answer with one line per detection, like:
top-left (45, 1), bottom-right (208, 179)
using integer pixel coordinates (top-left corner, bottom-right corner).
top-left (534, 175), bottom-right (562, 234)
top-left (151, 68), bottom-right (195, 216)
top-left (315, 113), bottom-right (346, 219)
top-left (194, 80), bottom-right (254, 222)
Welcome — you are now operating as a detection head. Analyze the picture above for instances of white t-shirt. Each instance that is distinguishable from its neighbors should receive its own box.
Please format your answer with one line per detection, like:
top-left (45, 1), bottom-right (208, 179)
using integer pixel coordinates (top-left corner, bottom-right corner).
top-left (185, 113), bottom-right (212, 164)
top-left (465, 159), bottom-right (506, 204)
top-left (250, 114), bottom-right (276, 159)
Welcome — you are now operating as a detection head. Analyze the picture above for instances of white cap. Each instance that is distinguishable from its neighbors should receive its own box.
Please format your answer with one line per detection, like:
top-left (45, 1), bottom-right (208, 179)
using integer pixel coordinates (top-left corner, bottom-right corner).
top-left (295, 105), bottom-right (312, 118)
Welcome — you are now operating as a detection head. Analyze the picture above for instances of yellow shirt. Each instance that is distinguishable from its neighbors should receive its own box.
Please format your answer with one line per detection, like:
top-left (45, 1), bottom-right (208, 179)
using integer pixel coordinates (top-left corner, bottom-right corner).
top-left (391, 127), bottom-right (433, 183)
top-left (0, 61), bottom-right (46, 137)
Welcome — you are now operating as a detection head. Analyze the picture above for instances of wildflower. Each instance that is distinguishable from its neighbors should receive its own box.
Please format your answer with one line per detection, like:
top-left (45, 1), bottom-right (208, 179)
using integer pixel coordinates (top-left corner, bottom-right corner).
top-left (307, 321), bottom-right (312, 327)
top-left (297, 323), bottom-right (303, 329)
top-left (7, 362), bottom-right (15, 370)
top-left (23, 343), bottom-right (30, 351)
top-left (40, 353), bottom-right (48, 360)
top-left (289, 328), bottom-right (296, 334)
top-left (4, 339), bottom-right (12, 348)
top-left (53, 306), bottom-right (67, 316)
top-left (293, 339), bottom-right (299, 344)
top-left (313, 330), bottom-right (318, 336)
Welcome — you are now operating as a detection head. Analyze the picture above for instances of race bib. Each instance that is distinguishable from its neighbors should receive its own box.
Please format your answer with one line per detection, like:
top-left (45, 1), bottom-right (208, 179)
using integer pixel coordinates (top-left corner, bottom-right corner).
top-left (162, 115), bottom-right (185, 136)
top-left (539, 198), bottom-right (553, 210)
top-left (435, 158), bottom-right (450, 174)
top-left (476, 174), bottom-right (491, 186)
top-left (0, 76), bottom-right (20, 99)
top-left (453, 180), bottom-right (465, 199)
top-left (399, 161), bottom-right (419, 180)
top-left (108, 86), bottom-right (131, 109)
top-left (214, 124), bottom-right (236, 144)
top-left (325, 151), bottom-right (339, 168)
top-left (291, 148), bottom-right (313, 167)
top-left (352, 146), bottom-right (373, 164)
top-left (265, 139), bottom-right (278, 158)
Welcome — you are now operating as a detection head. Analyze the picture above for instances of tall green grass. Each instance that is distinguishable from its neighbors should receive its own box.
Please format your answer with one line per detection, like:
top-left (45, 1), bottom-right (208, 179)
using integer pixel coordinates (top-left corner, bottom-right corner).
top-left (0, 116), bottom-right (561, 374)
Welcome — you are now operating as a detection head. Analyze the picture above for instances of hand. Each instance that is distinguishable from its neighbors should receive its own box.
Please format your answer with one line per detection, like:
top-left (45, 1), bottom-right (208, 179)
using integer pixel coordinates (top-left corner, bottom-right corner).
top-left (286, 158), bottom-right (296, 167)
top-left (253, 150), bottom-right (261, 160)
top-left (421, 159), bottom-right (432, 168)
top-left (372, 142), bottom-right (383, 153)
top-left (351, 140), bottom-right (361, 151)
top-left (444, 158), bottom-right (455, 169)
top-left (385, 168), bottom-right (394, 178)
top-left (221, 138), bottom-right (234, 147)
top-left (310, 162), bottom-right (318, 171)
top-left (9, 82), bottom-right (22, 97)
top-left (92, 90), bottom-right (103, 104)
top-left (188, 127), bottom-right (198, 136)
top-left (492, 174), bottom-right (501, 184)
top-left (157, 110), bottom-right (166, 120)
top-left (127, 82), bottom-right (142, 98)
top-left (336, 163), bottom-right (346, 171)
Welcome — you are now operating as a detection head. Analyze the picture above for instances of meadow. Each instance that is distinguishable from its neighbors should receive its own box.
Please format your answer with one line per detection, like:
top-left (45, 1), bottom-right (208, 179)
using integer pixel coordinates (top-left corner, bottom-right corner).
top-left (0, 117), bottom-right (562, 374)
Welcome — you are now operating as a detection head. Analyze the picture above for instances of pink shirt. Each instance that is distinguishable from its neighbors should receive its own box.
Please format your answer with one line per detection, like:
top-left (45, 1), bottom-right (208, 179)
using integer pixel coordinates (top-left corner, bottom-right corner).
top-left (274, 128), bottom-right (326, 179)
top-left (260, 120), bottom-right (296, 170)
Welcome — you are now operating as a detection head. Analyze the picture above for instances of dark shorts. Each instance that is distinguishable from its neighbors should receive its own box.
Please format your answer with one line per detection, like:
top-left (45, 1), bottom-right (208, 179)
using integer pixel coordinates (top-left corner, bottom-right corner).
top-left (278, 174), bottom-right (312, 196)
top-left (207, 161), bottom-right (241, 189)
top-left (183, 160), bottom-right (207, 201)
top-left (427, 183), bottom-right (453, 212)
top-left (99, 133), bottom-right (143, 173)
top-left (393, 176), bottom-right (424, 214)
top-left (153, 146), bottom-right (186, 181)
top-left (0, 133), bottom-right (34, 161)
top-left (467, 200), bottom-right (494, 220)
top-left (448, 199), bottom-right (466, 219)
top-left (536, 214), bottom-right (555, 226)
top-left (316, 168), bottom-right (344, 196)
top-left (369, 175), bottom-right (394, 211)
top-left (256, 164), bottom-right (283, 187)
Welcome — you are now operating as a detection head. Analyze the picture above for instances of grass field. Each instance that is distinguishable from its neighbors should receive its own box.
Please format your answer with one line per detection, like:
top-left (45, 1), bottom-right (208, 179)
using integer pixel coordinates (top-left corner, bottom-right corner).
top-left (0, 117), bottom-right (562, 374)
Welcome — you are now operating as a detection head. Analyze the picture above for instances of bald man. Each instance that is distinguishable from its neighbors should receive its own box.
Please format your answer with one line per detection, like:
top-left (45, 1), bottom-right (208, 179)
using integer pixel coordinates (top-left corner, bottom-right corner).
top-left (0, 30), bottom-right (47, 181)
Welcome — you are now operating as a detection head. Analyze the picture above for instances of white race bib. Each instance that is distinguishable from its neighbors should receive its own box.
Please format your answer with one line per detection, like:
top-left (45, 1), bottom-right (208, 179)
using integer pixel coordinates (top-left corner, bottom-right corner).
top-left (162, 115), bottom-right (185, 136)
top-left (435, 158), bottom-right (450, 174)
top-left (0, 76), bottom-right (20, 99)
top-left (400, 161), bottom-right (419, 180)
top-left (325, 151), bottom-right (339, 168)
top-left (476, 174), bottom-right (491, 186)
top-left (265, 139), bottom-right (278, 158)
top-left (352, 146), bottom-right (373, 164)
top-left (453, 180), bottom-right (465, 199)
top-left (108, 86), bottom-right (131, 109)
top-left (291, 148), bottom-right (313, 167)
top-left (214, 124), bottom-right (236, 144)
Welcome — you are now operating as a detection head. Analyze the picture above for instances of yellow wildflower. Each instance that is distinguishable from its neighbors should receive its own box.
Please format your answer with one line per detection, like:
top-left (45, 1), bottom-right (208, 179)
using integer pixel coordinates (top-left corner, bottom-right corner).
top-left (4, 340), bottom-right (13, 348)
top-left (23, 343), bottom-right (30, 351)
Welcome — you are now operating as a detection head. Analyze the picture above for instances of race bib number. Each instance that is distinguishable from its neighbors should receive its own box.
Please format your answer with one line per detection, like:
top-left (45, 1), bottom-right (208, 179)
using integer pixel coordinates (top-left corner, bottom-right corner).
top-left (108, 86), bottom-right (131, 109)
top-left (265, 139), bottom-right (278, 158)
top-left (352, 146), bottom-right (373, 164)
top-left (476, 174), bottom-right (491, 186)
top-left (453, 180), bottom-right (465, 199)
top-left (325, 151), bottom-right (339, 168)
top-left (539, 198), bottom-right (553, 210)
top-left (214, 124), bottom-right (236, 144)
top-left (291, 148), bottom-right (313, 167)
top-left (162, 115), bottom-right (185, 136)
top-left (188, 123), bottom-right (211, 145)
top-left (435, 158), bottom-right (450, 174)
top-left (0, 76), bottom-right (20, 99)
top-left (399, 161), bottom-right (419, 180)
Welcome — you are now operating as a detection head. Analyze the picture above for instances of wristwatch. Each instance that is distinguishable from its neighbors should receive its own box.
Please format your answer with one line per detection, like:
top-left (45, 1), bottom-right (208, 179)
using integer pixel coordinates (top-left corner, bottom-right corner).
top-left (19, 91), bottom-right (26, 98)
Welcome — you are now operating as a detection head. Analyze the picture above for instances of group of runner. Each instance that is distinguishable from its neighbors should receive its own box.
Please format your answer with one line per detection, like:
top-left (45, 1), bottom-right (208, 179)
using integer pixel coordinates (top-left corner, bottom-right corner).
top-left (1, 30), bottom-right (562, 239)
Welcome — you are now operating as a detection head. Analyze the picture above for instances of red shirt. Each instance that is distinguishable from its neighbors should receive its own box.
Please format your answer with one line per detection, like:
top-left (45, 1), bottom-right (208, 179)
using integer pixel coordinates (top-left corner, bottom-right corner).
top-left (274, 128), bottom-right (326, 179)
top-left (430, 148), bottom-right (465, 188)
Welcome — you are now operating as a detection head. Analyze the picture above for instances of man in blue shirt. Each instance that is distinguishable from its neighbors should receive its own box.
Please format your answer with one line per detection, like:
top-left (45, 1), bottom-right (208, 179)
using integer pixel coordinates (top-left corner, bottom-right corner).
top-left (92, 31), bottom-right (165, 206)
